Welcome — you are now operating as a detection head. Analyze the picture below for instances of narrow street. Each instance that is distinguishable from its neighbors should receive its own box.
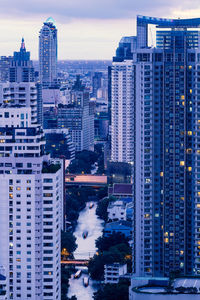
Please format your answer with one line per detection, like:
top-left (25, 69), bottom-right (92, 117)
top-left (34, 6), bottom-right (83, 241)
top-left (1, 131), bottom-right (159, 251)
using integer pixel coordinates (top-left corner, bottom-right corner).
top-left (68, 202), bottom-right (104, 299)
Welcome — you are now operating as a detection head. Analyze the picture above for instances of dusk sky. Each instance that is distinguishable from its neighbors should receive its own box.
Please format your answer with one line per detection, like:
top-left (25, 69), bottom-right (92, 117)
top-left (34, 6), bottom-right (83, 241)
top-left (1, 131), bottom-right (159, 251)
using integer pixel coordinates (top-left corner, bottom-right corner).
top-left (0, 0), bottom-right (199, 60)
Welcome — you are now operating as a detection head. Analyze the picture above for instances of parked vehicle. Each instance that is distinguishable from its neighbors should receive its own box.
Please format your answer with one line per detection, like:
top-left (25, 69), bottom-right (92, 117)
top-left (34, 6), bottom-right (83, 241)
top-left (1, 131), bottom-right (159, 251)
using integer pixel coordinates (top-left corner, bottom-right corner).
top-left (83, 277), bottom-right (89, 287)
top-left (74, 270), bottom-right (82, 279)
top-left (82, 231), bottom-right (88, 239)
top-left (89, 203), bottom-right (94, 209)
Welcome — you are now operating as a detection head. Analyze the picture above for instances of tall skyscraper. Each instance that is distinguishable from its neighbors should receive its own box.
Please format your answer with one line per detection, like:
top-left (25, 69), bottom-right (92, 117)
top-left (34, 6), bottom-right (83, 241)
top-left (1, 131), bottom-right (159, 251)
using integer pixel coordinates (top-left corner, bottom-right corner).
top-left (111, 16), bottom-right (200, 281)
top-left (39, 17), bottom-right (57, 88)
top-left (111, 37), bottom-right (136, 163)
top-left (0, 105), bottom-right (63, 300)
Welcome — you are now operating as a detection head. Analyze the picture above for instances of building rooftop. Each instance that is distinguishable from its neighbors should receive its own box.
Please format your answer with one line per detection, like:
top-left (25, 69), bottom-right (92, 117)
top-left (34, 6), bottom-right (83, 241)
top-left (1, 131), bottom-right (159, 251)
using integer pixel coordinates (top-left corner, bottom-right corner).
top-left (108, 200), bottom-right (126, 209)
top-left (42, 163), bottom-right (61, 173)
top-left (109, 183), bottom-right (133, 195)
top-left (137, 15), bottom-right (200, 28)
top-left (45, 17), bottom-right (56, 24)
top-left (105, 220), bottom-right (132, 228)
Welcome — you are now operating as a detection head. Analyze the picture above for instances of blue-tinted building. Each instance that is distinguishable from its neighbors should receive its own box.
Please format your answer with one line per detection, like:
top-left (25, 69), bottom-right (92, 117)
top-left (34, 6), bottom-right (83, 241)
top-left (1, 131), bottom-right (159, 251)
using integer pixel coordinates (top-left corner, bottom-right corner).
top-left (9, 38), bottom-right (35, 82)
top-left (112, 15), bottom-right (200, 278)
top-left (39, 18), bottom-right (57, 88)
top-left (104, 220), bottom-right (132, 239)
top-left (133, 16), bottom-right (200, 278)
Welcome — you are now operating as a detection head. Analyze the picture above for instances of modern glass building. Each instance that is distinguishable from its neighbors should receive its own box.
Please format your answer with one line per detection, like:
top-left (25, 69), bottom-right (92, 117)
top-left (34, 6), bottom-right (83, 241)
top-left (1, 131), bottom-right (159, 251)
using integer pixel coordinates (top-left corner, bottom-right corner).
top-left (39, 17), bottom-right (57, 88)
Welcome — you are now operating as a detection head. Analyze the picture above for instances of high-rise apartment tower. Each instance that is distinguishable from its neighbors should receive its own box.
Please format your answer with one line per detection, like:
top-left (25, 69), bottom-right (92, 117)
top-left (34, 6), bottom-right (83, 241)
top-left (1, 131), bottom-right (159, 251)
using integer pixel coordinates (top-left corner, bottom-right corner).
top-left (39, 18), bottom-right (57, 88)
top-left (111, 16), bottom-right (200, 278)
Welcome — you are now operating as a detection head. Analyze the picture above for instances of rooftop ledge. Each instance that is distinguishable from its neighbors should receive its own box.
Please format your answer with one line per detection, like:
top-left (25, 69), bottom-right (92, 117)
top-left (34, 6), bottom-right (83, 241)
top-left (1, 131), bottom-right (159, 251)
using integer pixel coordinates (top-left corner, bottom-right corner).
top-left (42, 163), bottom-right (61, 173)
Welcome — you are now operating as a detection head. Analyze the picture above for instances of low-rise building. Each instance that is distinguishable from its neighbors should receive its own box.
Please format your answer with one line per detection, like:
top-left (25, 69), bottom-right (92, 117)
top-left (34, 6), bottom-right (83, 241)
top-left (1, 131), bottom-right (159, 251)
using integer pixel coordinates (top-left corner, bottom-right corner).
top-left (108, 183), bottom-right (133, 199)
top-left (107, 200), bottom-right (126, 221)
top-left (104, 220), bottom-right (132, 239)
top-left (104, 263), bottom-right (127, 284)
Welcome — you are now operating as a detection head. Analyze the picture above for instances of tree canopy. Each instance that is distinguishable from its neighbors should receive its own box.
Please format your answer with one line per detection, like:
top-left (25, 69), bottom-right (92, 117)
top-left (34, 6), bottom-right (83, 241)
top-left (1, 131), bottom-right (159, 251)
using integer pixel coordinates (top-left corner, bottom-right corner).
top-left (96, 232), bottom-right (130, 252)
top-left (61, 230), bottom-right (77, 254)
top-left (93, 280), bottom-right (130, 300)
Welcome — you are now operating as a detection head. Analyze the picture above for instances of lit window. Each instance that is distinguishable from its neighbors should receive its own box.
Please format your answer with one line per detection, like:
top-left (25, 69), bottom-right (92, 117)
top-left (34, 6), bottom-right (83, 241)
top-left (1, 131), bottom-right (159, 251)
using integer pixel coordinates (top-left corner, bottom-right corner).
top-left (188, 167), bottom-right (192, 171)
top-left (180, 161), bottom-right (185, 166)
top-left (188, 131), bottom-right (192, 136)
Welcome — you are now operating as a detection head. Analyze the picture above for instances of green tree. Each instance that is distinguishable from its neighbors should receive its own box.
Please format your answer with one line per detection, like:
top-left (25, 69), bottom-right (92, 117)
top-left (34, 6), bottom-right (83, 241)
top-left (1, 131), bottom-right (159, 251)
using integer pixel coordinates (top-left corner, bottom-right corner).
top-left (93, 280), bottom-right (130, 300)
top-left (96, 196), bottom-right (115, 222)
top-left (88, 243), bottom-right (130, 280)
top-left (96, 233), bottom-right (129, 252)
top-left (97, 187), bottom-right (108, 200)
top-left (67, 150), bottom-right (98, 174)
top-left (61, 265), bottom-right (70, 300)
top-left (61, 230), bottom-right (77, 254)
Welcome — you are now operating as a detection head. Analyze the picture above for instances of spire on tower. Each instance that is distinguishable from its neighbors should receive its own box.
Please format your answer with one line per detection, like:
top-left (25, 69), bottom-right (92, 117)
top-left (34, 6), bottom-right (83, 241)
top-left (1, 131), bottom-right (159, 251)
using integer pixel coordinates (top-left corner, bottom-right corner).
top-left (21, 37), bottom-right (25, 51)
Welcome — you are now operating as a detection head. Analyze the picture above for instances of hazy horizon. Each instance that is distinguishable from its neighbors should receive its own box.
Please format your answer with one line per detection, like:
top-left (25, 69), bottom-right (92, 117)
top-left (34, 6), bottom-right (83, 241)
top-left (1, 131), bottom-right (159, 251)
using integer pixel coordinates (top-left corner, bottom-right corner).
top-left (0, 0), bottom-right (200, 60)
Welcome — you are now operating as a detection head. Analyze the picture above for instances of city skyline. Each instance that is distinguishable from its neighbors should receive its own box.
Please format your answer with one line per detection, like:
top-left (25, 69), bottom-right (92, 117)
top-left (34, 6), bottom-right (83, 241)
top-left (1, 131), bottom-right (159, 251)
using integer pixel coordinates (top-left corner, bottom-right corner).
top-left (0, 0), bottom-right (200, 60)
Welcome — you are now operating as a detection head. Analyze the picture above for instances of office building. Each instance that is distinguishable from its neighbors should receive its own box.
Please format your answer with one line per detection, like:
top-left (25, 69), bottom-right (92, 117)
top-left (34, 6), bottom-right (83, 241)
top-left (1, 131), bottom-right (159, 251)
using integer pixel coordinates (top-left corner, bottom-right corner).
top-left (56, 76), bottom-right (94, 151)
top-left (39, 18), bottom-right (57, 88)
top-left (9, 38), bottom-right (35, 83)
top-left (0, 56), bottom-right (13, 82)
top-left (0, 41), bottom-right (43, 125)
top-left (0, 105), bottom-right (63, 300)
top-left (57, 104), bottom-right (93, 151)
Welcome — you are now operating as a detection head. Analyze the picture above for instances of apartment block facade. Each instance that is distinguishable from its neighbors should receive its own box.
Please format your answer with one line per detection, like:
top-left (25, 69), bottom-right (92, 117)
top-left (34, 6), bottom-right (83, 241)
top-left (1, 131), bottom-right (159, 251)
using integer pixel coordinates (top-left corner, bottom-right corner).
top-left (0, 106), bottom-right (63, 299)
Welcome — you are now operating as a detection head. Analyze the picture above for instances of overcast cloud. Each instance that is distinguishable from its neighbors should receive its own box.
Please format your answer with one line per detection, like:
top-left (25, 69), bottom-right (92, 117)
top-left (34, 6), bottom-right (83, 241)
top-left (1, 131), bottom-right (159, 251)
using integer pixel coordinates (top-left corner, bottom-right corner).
top-left (0, 0), bottom-right (199, 59)
top-left (0, 0), bottom-right (200, 20)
